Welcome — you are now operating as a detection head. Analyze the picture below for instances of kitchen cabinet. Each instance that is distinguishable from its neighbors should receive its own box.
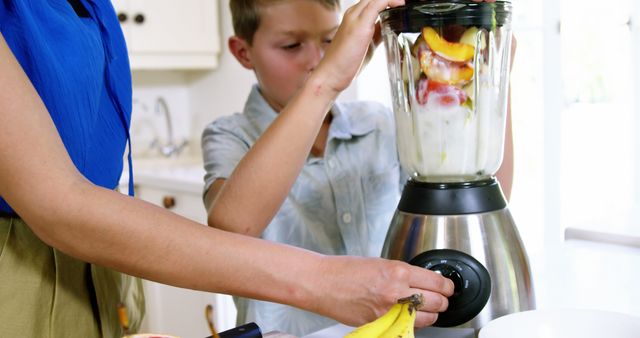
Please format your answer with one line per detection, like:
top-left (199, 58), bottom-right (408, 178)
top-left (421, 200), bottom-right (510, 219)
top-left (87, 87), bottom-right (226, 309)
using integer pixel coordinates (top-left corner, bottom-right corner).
top-left (120, 163), bottom-right (237, 337)
top-left (111, 0), bottom-right (221, 70)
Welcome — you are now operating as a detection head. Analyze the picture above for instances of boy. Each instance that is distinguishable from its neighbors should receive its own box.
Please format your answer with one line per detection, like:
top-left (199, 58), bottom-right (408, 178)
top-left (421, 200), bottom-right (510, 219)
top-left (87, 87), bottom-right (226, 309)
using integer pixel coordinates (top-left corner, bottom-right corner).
top-left (202, 0), bottom-right (507, 336)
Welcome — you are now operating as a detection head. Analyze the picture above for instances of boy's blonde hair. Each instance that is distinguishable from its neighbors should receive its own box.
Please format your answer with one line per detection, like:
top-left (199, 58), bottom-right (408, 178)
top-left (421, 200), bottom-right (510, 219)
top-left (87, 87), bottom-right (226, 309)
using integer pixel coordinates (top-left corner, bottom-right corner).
top-left (230, 0), bottom-right (341, 45)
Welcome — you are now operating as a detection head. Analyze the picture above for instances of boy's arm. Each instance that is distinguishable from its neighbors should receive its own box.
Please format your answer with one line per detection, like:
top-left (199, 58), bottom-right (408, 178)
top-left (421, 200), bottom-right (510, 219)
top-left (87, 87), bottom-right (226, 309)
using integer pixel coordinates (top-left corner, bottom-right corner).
top-left (204, 179), bottom-right (224, 218)
top-left (201, 119), bottom-right (265, 235)
top-left (496, 91), bottom-right (513, 200)
top-left (205, 178), bottom-right (267, 237)
top-left (495, 35), bottom-right (517, 201)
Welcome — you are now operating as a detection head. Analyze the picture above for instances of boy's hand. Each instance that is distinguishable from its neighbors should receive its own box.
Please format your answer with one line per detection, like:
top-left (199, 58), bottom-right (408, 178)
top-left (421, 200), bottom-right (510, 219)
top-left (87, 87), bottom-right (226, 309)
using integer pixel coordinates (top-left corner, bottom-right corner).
top-left (313, 0), bottom-right (496, 96)
top-left (360, 0), bottom-right (496, 72)
top-left (312, 0), bottom-right (405, 96)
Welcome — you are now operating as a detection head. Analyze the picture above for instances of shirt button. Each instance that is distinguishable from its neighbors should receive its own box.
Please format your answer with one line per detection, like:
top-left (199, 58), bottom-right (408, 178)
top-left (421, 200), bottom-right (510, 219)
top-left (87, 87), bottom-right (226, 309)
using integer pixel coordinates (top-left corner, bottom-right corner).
top-left (328, 159), bottom-right (336, 168)
top-left (342, 212), bottom-right (352, 223)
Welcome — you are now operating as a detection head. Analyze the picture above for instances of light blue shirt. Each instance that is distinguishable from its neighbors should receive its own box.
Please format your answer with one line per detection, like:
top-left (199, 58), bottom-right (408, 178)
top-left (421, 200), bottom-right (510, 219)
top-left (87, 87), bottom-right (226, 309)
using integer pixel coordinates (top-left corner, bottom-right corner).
top-left (201, 85), bottom-right (403, 336)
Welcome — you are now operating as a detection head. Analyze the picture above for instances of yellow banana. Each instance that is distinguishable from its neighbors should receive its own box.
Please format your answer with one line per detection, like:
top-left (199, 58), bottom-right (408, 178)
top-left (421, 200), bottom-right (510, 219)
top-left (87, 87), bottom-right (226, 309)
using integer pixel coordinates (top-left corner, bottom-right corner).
top-left (343, 294), bottom-right (423, 338)
top-left (379, 302), bottom-right (416, 338)
top-left (343, 303), bottom-right (403, 338)
top-left (407, 322), bottom-right (415, 338)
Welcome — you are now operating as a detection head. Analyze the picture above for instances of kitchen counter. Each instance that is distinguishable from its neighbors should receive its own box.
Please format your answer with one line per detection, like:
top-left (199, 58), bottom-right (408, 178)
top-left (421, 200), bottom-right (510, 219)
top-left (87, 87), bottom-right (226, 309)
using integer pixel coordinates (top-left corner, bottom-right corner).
top-left (303, 324), bottom-right (475, 338)
top-left (120, 157), bottom-right (206, 194)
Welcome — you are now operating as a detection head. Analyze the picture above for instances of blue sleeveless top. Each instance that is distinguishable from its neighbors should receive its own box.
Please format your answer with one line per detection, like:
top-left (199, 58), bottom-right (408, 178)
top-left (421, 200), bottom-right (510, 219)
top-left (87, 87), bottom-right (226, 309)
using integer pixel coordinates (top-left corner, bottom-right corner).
top-left (0, 0), bottom-right (133, 214)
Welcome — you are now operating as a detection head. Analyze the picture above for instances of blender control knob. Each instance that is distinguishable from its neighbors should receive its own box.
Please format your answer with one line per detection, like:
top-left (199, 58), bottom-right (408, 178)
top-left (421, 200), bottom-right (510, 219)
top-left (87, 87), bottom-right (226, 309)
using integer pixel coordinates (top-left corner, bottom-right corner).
top-left (409, 249), bottom-right (491, 327)
top-left (431, 264), bottom-right (463, 295)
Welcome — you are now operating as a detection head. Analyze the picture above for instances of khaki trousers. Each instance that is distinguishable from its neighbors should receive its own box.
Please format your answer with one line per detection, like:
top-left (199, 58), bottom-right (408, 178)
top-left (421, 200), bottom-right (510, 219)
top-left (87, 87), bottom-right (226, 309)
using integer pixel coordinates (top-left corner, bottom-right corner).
top-left (0, 217), bottom-right (145, 338)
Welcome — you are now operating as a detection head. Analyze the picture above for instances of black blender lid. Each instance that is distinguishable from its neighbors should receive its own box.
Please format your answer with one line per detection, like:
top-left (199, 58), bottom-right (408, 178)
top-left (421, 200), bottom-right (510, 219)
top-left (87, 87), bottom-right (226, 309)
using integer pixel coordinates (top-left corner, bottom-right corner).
top-left (381, 0), bottom-right (512, 33)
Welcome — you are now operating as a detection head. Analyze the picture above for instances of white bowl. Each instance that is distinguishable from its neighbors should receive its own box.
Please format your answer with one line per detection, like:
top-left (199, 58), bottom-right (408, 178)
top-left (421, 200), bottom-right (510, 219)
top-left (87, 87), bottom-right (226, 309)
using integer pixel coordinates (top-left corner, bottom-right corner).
top-left (479, 308), bottom-right (640, 338)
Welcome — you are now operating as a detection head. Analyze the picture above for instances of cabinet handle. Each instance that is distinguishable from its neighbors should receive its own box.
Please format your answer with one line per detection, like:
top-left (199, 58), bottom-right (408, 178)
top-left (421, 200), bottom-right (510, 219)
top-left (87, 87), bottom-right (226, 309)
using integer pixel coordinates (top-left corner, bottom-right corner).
top-left (134, 13), bottom-right (145, 24)
top-left (162, 196), bottom-right (176, 209)
top-left (117, 12), bottom-right (128, 23)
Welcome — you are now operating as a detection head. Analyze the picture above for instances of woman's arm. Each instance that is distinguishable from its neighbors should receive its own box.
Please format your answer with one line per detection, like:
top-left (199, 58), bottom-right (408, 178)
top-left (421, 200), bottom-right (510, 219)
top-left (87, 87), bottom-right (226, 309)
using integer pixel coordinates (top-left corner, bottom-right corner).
top-left (0, 30), bottom-right (317, 300)
top-left (1, 0), bottom-right (452, 328)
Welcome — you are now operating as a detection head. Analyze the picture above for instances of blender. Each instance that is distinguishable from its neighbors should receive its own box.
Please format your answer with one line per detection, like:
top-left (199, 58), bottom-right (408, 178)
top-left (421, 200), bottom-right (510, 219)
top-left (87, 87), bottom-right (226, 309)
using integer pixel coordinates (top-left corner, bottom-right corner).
top-left (379, 0), bottom-right (535, 332)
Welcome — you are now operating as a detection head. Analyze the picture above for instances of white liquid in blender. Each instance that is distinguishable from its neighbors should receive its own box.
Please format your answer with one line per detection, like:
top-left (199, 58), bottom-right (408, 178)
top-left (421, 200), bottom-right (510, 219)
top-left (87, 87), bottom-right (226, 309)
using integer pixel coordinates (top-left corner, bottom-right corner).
top-left (393, 29), bottom-right (508, 182)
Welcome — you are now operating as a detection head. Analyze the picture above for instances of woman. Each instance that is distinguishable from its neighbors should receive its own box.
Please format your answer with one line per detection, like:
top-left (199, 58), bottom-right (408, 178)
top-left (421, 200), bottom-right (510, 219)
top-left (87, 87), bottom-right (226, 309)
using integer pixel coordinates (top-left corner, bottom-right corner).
top-left (0, 0), bottom-right (452, 337)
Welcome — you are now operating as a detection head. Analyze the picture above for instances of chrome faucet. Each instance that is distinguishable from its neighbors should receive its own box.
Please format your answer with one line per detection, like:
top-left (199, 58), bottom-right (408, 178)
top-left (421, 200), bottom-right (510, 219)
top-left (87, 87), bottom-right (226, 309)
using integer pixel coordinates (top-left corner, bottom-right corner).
top-left (150, 96), bottom-right (188, 157)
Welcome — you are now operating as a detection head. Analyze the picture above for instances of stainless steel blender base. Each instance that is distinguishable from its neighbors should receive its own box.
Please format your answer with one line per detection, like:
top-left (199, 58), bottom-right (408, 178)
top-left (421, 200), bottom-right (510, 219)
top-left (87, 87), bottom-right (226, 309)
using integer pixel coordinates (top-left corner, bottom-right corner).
top-left (382, 207), bottom-right (536, 329)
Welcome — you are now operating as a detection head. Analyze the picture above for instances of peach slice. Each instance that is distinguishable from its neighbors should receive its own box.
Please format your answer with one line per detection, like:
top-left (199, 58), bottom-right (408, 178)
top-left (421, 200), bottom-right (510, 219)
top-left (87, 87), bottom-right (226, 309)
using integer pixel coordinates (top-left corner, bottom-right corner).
top-left (419, 49), bottom-right (474, 85)
top-left (460, 27), bottom-right (478, 46)
top-left (423, 27), bottom-right (475, 63)
top-left (460, 26), bottom-right (487, 50)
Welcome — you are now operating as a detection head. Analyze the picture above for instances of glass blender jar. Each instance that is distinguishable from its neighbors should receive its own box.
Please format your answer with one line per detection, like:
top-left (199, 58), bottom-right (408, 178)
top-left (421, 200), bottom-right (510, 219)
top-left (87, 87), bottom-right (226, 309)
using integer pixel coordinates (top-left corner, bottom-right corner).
top-left (383, 0), bottom-right (512, 183)
top-left (379, 0), bottom-right (535, 331)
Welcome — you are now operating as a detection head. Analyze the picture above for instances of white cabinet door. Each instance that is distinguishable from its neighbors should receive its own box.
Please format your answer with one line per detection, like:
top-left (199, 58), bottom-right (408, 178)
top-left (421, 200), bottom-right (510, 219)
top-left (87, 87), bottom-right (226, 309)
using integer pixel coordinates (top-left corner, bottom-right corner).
top-left (142, 281), bottom-right (237, 337)
top-left (135, 183), bottom-right (206, 223)
top-left (127, 183), bottom-right (237, 336)
top-left (112, 0), bottom-right (221, 70)
top-left (129, 0), bottom-right (219, 54)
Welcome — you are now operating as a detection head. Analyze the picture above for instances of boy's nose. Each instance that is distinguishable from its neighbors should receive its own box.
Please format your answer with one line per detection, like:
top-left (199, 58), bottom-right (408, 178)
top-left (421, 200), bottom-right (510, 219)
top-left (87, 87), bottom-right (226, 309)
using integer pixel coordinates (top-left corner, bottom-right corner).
top-left (306, 43), bottom-right (325, 71)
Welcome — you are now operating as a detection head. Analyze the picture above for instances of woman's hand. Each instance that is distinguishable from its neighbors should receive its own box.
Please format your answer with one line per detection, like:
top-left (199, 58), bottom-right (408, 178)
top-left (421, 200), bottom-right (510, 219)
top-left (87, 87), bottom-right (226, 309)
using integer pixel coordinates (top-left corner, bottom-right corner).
top-left (307, 255), bottom-right (454, 328)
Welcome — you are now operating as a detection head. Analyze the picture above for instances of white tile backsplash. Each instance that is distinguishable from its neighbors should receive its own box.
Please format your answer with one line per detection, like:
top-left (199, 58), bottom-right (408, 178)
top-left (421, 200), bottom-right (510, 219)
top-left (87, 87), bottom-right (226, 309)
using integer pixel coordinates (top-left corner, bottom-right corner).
top-left (130, 71), bottom-right (192, 158)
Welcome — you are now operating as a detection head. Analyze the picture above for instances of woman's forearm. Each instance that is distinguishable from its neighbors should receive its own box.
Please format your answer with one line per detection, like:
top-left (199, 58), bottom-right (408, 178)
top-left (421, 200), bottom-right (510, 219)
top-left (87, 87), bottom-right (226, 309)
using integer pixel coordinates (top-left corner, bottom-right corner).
top-left (39, 180), bottom-right (323, 308)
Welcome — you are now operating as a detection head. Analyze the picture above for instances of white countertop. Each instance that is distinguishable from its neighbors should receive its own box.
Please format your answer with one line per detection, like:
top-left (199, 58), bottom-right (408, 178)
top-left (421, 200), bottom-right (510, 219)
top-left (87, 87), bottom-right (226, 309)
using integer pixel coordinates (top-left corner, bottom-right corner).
top-left (303, 324), bottom-right (475, 338)
top-left (120, 156), bottom-right (206, 193)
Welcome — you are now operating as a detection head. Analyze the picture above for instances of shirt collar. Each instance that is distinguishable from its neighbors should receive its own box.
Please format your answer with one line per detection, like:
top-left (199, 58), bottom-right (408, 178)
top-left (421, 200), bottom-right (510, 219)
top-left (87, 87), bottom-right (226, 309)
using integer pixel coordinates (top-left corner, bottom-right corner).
top-left (243, 84), bottom-right (378, 140)
top-left (243, 85), bottom-right (278, 133)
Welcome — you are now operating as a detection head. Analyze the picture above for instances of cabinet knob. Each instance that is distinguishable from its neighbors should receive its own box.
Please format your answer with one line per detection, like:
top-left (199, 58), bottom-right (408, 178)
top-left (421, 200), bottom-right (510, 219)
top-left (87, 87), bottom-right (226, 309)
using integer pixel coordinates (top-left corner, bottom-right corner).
top-left (162, 196), bottom-right (176, 209)
top-left (117, 12), bottom-right (128, 23)
top-left (134, 13), bottom-right (145, 24)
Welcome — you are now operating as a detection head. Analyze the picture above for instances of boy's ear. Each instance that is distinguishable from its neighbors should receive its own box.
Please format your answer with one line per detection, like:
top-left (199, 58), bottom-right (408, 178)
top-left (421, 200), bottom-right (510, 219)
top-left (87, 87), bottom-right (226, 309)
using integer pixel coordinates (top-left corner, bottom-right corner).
top-left (228, 36), bottom-right (254, 70)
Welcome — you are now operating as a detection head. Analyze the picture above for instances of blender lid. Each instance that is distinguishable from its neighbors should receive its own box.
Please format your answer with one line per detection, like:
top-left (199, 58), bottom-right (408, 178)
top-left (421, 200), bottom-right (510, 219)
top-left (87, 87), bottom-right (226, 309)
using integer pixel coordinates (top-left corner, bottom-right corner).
top-left (381, 0), bottom-right (512, 33)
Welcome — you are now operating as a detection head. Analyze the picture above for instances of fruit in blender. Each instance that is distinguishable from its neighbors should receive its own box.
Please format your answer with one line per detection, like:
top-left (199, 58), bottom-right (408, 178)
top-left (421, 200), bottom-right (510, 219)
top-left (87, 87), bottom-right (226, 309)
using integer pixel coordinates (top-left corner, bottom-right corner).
top-left (419, 49), bottom-right (474, 85)
top-left (423, 27), bottom-right (475, 63)
top-left (416, 78), bottom-right (467, 106)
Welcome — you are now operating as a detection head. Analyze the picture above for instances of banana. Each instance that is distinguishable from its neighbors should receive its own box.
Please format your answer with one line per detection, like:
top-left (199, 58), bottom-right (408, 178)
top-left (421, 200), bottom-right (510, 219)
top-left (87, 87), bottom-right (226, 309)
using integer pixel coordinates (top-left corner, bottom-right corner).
top-left (343, 294), bottom-right (423, 338)
top-left (343, 303), bottom-right (403, 338)
top-left (379, 302), bottom-right (416, 338)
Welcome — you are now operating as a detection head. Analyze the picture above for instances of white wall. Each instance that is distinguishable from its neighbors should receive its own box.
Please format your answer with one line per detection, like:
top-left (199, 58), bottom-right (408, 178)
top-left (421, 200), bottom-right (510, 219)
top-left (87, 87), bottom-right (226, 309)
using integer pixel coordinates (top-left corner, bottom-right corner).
top-left (129, 1), bottom-right (255, 159)
top-left (186, 0), bottom-right (256, 156)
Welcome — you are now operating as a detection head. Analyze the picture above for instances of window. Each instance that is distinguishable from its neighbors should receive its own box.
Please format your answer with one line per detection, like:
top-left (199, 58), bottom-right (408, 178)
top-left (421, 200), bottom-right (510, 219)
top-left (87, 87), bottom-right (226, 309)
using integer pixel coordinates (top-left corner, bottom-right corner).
top-left (352, 0), bottom-right (640, 251)
top-left (558, 0), bottom-right (640, 243)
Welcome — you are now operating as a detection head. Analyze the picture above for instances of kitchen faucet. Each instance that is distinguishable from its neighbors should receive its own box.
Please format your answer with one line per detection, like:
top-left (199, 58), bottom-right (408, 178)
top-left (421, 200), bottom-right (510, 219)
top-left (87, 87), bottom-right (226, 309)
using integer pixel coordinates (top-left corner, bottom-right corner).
top-left (151, 96), bottom-right (188, 157)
